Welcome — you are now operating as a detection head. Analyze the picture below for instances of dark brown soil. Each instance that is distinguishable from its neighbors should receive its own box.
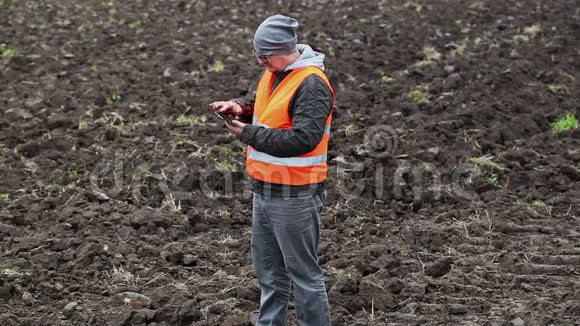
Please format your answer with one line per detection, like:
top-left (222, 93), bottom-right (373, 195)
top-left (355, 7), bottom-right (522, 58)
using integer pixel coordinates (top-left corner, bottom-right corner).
top-left (1, 0), bottom-right (580, 325)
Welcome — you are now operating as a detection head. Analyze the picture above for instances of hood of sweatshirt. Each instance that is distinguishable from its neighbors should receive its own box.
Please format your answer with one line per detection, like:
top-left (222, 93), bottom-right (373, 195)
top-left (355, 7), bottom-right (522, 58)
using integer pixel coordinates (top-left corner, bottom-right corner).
top-left (284, 44), bottom-right (326, 72)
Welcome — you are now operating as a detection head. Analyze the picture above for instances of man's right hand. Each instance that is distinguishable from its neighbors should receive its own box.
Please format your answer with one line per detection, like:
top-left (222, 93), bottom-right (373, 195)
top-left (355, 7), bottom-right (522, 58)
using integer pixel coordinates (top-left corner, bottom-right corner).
top-left (209, 100), bottom-right (243, 116)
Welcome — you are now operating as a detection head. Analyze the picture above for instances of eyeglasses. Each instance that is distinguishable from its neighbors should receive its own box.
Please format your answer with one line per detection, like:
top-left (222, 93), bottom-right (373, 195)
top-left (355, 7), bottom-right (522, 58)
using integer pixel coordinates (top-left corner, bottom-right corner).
top-left (252, 49), bottom-right (270, 62)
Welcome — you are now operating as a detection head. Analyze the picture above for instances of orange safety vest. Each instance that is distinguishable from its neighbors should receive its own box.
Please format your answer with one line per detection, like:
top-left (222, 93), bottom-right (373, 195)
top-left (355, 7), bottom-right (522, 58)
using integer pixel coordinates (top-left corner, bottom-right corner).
top-left (245, 67), bottom-right (335, 186)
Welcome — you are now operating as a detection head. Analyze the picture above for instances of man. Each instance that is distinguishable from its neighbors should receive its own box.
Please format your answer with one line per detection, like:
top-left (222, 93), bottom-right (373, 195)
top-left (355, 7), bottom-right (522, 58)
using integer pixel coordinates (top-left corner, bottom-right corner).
top-left (210, 14), bottom-right (335, 326)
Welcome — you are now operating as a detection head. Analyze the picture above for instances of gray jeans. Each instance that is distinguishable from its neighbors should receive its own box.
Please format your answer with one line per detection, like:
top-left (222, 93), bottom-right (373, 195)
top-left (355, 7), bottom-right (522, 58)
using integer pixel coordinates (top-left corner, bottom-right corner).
top-left (251, 190), bottom-right (331, 326)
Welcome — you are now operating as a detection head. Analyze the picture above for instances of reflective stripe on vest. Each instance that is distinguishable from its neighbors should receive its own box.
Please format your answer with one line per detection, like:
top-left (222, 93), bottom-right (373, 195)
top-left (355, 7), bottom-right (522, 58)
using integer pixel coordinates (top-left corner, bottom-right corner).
top-left (249, 121), bottom-right (331, 166)
top-left (249, 150), bottom-right (327, 167)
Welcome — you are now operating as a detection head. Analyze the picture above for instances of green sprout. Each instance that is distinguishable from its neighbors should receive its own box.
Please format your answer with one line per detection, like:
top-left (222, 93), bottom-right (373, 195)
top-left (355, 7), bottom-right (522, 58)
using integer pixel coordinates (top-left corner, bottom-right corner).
top-left (208, 60), bottom-right (224, 73)
top-left (0, 46), bottom-right (16, 60)
top-left (468, 155), bottom-right (508, 188)
top-left (381, 75), bottom-right (395, 83)
top-left (408, 89), bottom-right (431, 104)
top-left (452, 44), bottom-right (467, 57)
top-left (560, 71), bottom-right (576, 82)
top-left (110, 94), bottom-right (122, 103)
top-left (176, 113), bottom-right (203, 126)
top-left (0, 264), bottom-right (20, 276)
top-left (524, 24), bottom-right (542, 37)
top-left (516, 199), bottom-right (553, 217)
top-left (547, 84), bottom-right (570, 95)
top-left (79, 120), bottom-right (89, 130)
top-left (0, 193), bottom-right (9, 201)
top-left (68, 170), bottom-right (79, 179)
top-left (551, 113), bottom-right (578, 133)
top-left (128, 20), bottom-right (142, 28)
top-left (215, 161), bottom-right (239, 172)
top-left (486, 173), bottom-right (499, 187)
top-left (174, 138), bottom-right (197, 148)
top-left (45, 185), bottom-right (53, 196)
top-left (468, 155), bottom-right (508, 172)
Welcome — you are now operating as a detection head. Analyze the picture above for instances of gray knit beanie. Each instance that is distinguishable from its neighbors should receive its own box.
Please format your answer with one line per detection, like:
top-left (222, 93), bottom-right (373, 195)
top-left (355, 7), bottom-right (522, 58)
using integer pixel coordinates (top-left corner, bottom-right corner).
top-left (253, 14), bottom-right (299, 56)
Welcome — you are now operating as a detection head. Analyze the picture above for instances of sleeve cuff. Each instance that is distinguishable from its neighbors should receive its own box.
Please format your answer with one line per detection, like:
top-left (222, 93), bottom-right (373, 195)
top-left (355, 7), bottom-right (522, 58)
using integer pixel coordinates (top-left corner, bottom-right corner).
top-left (231, 98), bottom-right (254, 116)
top-left (241, 124), bottom-right (258, 145)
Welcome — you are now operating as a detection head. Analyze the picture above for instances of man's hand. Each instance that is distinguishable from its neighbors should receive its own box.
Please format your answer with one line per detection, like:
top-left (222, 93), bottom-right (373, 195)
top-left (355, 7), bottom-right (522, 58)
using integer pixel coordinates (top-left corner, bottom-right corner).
top-left (225, 119), bottom-right (246, 138)
top-left (209, 100), bottom-right (243, 116)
